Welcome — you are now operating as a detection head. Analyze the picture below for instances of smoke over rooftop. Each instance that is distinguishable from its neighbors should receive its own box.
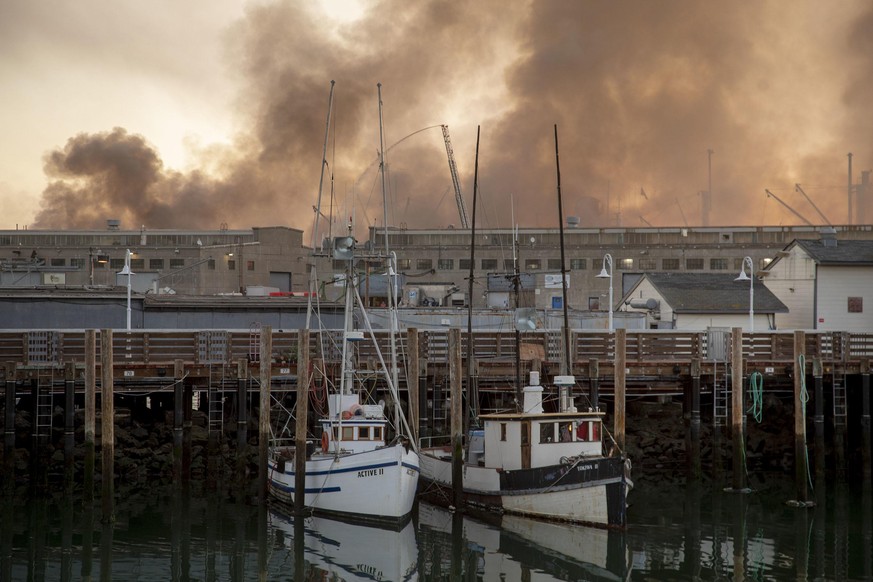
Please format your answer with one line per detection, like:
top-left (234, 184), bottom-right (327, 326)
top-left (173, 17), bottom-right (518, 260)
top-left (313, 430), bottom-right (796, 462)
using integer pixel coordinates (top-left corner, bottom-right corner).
top-left (31, 0), bottom-right (873, 232)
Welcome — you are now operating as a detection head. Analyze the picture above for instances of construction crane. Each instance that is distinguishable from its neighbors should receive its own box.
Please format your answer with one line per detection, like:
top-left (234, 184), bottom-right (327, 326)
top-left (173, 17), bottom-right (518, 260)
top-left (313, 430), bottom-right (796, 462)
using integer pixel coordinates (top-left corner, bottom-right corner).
top-left (794, 183), bottom-right (833, 226)
top-left (441, 125), bottom-right (469, 228)
top-left (765, 189), bottom-right (814, 226)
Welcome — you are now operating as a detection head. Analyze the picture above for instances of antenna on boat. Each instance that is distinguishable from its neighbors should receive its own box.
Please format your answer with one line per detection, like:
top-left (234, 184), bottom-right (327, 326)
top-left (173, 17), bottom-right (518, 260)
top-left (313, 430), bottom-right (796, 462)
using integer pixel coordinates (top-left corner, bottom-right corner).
top-left (554, 125), bottom-right (572, 378)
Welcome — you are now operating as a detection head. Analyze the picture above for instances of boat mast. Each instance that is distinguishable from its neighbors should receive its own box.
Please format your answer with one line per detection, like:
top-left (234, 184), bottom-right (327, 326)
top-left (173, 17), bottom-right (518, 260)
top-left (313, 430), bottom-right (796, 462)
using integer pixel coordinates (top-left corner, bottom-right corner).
top-left (466, 126), bottom-right (481, 427)
top-left (554, 125), bottom-right (571, 376)
top-left (306, 80), bottom-right (336, 331)
top-left (377, 83), bottom-right (401, 433)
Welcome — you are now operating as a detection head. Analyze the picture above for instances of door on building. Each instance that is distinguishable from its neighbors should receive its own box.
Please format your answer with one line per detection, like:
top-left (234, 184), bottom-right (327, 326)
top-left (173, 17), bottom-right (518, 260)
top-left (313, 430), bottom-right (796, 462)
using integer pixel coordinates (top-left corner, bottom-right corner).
top-left (269, 272), bottom-right (292, 292)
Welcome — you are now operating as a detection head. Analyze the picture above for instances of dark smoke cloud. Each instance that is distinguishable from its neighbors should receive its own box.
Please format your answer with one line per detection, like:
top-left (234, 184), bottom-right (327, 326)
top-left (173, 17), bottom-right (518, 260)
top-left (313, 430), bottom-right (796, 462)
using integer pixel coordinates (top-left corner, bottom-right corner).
top-left (33, 1), bottom-right (873, 232)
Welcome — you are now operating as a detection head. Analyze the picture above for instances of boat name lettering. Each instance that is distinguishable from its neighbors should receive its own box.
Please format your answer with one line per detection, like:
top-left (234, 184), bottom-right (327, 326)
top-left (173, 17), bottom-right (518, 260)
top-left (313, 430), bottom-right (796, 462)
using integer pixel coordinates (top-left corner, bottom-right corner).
top-left (357, 564), bottom-right (383, 579)
top-left (357, 468), bottom-right (384, 478)
top-left (575, 463), bottom-right (594, 471)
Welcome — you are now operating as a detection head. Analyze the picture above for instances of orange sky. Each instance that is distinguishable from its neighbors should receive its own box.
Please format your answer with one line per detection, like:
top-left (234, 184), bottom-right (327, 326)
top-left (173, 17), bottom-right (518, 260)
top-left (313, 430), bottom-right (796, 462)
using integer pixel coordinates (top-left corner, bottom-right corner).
top-left (2, 1), bottom-right (872, 235)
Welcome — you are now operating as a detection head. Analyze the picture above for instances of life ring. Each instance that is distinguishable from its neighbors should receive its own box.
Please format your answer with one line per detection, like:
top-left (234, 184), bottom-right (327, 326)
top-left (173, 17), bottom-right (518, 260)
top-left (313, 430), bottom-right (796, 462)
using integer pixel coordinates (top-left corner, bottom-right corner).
top-left (321, 431), bottom-right (330, 452)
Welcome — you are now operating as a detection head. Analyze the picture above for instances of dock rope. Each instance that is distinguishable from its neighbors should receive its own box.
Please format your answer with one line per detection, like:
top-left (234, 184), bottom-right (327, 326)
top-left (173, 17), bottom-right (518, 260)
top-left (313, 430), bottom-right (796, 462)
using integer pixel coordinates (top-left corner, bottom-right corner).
top-left (747, 371), bottom-right (764, 423)
top-left (798, 354), bottom-right (814, 493)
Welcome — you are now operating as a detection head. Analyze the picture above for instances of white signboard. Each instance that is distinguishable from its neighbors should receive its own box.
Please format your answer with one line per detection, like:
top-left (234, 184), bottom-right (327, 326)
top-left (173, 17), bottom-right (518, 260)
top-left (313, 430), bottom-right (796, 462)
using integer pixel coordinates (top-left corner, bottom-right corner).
top-left (544, 273), bottom-right (570, 289)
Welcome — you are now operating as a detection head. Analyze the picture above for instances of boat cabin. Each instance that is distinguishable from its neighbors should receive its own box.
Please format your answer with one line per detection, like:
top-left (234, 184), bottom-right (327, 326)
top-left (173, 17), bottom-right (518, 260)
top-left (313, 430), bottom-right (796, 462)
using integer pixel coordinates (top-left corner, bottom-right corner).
top-left (320, 393), bottom-right (388, 454)
top-left (475, 373), bottom-right (605, 470)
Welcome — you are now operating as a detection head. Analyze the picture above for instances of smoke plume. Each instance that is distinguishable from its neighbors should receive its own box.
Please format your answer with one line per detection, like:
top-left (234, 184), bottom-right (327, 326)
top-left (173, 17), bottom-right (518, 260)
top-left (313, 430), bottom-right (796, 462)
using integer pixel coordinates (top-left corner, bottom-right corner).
top-left (33, 0), bottom-right (873, 233)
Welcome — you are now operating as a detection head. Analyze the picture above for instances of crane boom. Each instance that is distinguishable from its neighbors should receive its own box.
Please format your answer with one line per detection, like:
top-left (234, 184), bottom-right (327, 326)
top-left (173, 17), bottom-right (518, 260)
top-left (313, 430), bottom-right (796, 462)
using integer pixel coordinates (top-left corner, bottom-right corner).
top-left (765, 189), bottom-right (815, 226)
top-left (441, 125), bottom-right (469, 228)
top-left (794, 184), bottom-right (833, 226)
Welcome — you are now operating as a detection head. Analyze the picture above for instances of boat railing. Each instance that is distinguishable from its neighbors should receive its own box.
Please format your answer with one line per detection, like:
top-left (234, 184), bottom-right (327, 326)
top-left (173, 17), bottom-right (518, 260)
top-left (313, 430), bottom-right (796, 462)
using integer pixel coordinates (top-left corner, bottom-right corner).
top-left (419, 434), bottom-right (453, 449)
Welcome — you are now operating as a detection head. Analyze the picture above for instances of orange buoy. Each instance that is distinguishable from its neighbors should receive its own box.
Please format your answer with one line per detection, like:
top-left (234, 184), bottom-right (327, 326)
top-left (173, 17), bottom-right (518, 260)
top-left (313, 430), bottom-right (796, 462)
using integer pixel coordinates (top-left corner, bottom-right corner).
top-left (321, 431), bottom-right (330, 452)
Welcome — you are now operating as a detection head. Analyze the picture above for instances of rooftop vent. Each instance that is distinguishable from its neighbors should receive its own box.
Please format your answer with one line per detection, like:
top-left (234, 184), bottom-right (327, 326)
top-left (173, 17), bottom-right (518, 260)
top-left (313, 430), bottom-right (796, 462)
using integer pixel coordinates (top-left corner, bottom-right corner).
top-left (107, 219), bottom-right (120, 231)
top-left (820, 226), bottom-right (837, 248)
top-left (567, 216), bottom-right (580, 228)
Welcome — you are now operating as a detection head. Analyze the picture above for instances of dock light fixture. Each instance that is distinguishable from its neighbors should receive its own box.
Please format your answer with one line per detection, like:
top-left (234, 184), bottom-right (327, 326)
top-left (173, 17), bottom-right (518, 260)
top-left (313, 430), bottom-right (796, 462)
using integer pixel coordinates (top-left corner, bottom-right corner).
top-left (118, 249), bottom-right (134, 330)
top-left (735, 256), bottom-right (754, 333)
top-left (596, 253), bottom-right (614, 331)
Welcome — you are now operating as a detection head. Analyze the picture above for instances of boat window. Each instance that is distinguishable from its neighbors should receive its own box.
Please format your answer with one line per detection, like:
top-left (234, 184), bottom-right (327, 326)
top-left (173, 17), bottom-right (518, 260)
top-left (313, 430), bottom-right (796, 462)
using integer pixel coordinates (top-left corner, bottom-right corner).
top-left (342, 427), bottom-right (354, 441)
top-left (358, 426), bottom-right (370, 440)
top-left (591, 421), bottom-right (601, 441)
top-left (577, 421), bottom-right (589, 441)
top-left (576, 421), bottom-right (601, 442)
top-left (539, 422), bottom-right (555, 443)
top-left (500, 423), bottom-right (507, 442)
top-left (374, 427), bottom-right (383, 440)
top-left (559, 422), bottom-right (573, 442)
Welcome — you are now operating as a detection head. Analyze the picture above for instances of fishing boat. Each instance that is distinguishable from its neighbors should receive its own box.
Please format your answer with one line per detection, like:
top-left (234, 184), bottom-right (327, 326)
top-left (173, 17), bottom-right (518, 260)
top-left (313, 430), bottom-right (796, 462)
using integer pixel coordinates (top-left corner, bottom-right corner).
top-left (418, 371), bottom-right (632, 527)
top-left (268, 83), bottom-right (419, 524)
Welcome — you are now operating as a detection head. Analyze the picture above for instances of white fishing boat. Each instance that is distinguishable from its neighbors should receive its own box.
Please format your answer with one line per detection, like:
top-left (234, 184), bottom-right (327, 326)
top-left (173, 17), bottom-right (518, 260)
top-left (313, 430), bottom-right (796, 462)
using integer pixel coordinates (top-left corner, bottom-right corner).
top-left (419, 371), bottom-right (632, 528)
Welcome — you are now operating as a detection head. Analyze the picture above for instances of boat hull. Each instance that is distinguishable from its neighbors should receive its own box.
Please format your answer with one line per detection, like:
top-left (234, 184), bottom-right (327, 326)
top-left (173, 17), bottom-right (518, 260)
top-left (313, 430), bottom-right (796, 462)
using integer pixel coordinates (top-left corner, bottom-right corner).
top-left (269, 443), bottom-right (419, 524)
top-left (419, 449), bottom-right (630, 528)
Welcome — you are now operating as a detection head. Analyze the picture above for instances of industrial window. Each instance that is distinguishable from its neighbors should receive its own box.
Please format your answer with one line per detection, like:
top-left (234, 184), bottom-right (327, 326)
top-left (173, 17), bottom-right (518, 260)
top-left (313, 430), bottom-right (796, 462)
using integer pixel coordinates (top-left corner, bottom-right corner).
top-left (504, 258), bottom-right (515, 271)
top-left (639, 258), bottom-right (657, 270)
top-left (662, 258), bottom-right (680, 270)
top-left (71, 258), bottom-right (86, 268)
top-left (481, 258), bottom-right (498, 270)
top-left (588, 296), bottom-right (600, 310)
top-left (710, 258), bottom-right (729, 270)
top-left (547, 258), bottom-right (562, 270)
top-left (398, 258), bottom-right (411, 269)
top-left (525, 259), bottom-right (541, 270)
top-left (849, 297), bottom-right (863, 313)
top-left (130, 258), bottom-right (144, 269)
top-left (247, 260), bottom-right (255, 271)
top-left (109, 258), bottom-right (124, 269)
top-left (619, 258), bottom-right (633, 270)
top-left (416, 258), bottom-right (433, 270)
top-left (437, 258), bottom-right (454, 270)
top-left (570, 258), bottom-right (586, 270)
top-left (228, 260), bottom-right (236, 271)
top-left (170, 258), bottom-right (185, 269)
top-left (149, 258), bottom-right (164, 270)
top-left (459, 259), bottom-right (472, 270)
top-left (686, 258), bottom-right (704, 270)
top-left (50, 258), bottom-right (66, 267)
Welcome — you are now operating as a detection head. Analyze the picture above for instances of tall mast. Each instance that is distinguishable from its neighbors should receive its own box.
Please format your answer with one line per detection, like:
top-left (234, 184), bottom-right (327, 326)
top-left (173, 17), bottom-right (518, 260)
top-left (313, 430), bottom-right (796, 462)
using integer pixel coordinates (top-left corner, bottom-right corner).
top-left (466, 126), bottom-right (481, 426)
top-left (554, 125), bottom-right (571, 376)
top-left (377, 83), bottom-right (400, 431)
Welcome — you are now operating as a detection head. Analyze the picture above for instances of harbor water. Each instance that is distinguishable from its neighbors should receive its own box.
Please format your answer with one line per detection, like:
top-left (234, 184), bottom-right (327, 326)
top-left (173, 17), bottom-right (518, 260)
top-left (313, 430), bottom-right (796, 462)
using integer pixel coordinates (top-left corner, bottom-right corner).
top-left (3, 474), bottom-right (872, 580)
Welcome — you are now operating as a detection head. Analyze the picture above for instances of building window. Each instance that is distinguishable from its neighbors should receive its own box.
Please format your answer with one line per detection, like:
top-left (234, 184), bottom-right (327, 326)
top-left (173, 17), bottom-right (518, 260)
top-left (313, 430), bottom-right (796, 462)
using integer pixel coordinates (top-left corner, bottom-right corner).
top-left (51, 258), bottom-right (66, 267)
top-left (170, 258), bottom-right (185, 269)
top-left (437, 258), bottom-right (454, 270)
top-left (710, 258), bottom-right (729, 270)
top-left (208, 259), bottom-right (215, 270)
top-left (149, 258), bottom-right (164, 270)
top-left (416, 258), bottom-right (433, 270)
top-left (398, 258), bottom-right (411, 270)
top-left (130, 258), bottom-right (144, 270)
top-left (588, 296), bottom-right (600, 310)
top-left (500, 423), bottom-right (507, 442)
top-left (481, 258), bottom-right (498, 270)
top-left (228, 260), bottom-right (236, 270)
top-left (639, 258), bottom-right (657, 270)
top-left (619, 258), bottom-right (633, 270)
top-left (547, 258), bottom-right (562, 270)
top-left (662, 258), bottom-right (680, 270)
top-left (570, 258), bottom-right (586, 270)
top-left (849, 297), bottom-right (863, 313)
top-left (459, 258), bottom-right (472, 270)
top-left (504, 258), bottom-right (515, 271)
top-left (247, 260), bottom-right (255, 271)
top-left (110, 258), bottom-right (125, 269)
top-left (733, 257), bottom-right (745, 271)
top-left (686, 258), bottom-right (704, 270)
top-left (71, 258), bottom-right (86, 268)
top-left (332, 259), bottom-right (346, 270)
top-left (525, 259), bottom-right (541, 270)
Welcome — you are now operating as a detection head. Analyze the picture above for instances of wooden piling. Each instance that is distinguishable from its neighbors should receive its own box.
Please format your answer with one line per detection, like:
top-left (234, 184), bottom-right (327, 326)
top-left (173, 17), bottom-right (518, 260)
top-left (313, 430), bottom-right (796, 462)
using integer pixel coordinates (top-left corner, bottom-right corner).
top-left (64, 361), bottom-right (76, 487)
top-left (689, 358), bottom-right (702, 481)
top-left (259, 325), bottom-right (272, 503)
top-left (294, 329), bottom-right (309, 515)
top-left (84, 330), bottom-right (96, 502)
top-left (589, 358), bottom-right (600, 411)
top-left (731, 327), bottom-right (745, 491)
top-left (862, 361), bottom-right (871, 484)
top-left (813, 358), bottom-right (825, 484)
top-left (614, 329), bottom-right (626, 452)
top-left (100, 328), bottom-right (115, 522)
top-left (173, 358), bottom-right (185, 482)
top-left (449, 328), bottom-right (464, 509)
top-left (3, 363), bottom-right (15, 493)
top-left (407, 328), bottom-right (420, 444)
top-left (793, 330), bottom-right (809, 503)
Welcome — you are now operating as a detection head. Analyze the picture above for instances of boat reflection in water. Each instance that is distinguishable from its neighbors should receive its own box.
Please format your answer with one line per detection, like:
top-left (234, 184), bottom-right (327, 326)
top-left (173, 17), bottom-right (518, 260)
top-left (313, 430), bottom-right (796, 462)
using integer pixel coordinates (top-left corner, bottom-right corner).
top-left (269, 506), bottom-right (419, 581)
top-left (417, 502), bottom-right (632, 581)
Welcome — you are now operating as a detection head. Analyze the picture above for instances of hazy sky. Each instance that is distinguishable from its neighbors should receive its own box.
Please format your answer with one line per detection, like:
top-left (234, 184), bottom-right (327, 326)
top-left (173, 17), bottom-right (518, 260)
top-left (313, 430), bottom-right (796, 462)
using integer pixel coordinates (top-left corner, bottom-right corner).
top-left (2, 0), bottom-right (872, 236)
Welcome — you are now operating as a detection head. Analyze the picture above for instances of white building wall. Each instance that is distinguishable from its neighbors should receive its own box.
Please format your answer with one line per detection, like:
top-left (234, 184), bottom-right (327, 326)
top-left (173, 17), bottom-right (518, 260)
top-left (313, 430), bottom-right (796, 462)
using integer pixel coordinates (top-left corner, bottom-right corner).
top-left (622, 278), bottom-right (672, 328)
top-left (763, 246), bottom-right (817, 329)
top-left (815, 265), bottom-right (873, 331)
top-left (675, 313), bottom-right (770, 331)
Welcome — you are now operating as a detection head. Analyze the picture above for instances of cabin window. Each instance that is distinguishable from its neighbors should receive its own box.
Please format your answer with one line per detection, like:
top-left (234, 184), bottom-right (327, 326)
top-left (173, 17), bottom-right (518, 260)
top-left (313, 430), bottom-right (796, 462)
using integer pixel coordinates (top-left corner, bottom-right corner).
top-left (358, 426), bottom-right (370, 440)
top-left (342, 427), bottom-right (354, 440)
top-left (539, 422), bottom-right (555, 443)
top-left (373, 427), bottom-right (382, 440)
top-left (500, 423), bottom-right (507, 442)
top-left (576, 421), bottom-right (601, 442)
top-left (559, 422), bottom-right (573, 442)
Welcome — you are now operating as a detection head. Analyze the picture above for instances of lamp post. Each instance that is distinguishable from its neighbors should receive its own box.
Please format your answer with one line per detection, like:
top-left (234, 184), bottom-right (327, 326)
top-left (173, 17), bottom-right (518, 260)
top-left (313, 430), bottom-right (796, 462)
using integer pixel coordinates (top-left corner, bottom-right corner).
top-left (596, 253), bottom-right (614, 331)
top-left (118, 249), bottom-right (134, 330)
top-left (735, 256), bottom-right (754, 332)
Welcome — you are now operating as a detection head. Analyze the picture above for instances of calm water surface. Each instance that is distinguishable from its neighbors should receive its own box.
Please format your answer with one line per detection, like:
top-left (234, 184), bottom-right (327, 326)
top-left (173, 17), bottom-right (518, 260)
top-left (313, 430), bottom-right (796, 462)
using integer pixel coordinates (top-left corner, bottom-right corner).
top-left (3, 476), bottom-right (872, 580)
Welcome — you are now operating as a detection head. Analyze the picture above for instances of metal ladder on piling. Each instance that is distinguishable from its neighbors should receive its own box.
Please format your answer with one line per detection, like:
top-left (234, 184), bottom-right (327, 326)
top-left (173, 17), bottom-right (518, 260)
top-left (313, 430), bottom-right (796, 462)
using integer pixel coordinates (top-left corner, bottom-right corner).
top-left (208, 362), bottom-right (226, 434)
top-left (831, 332), bottom-right (848, 427)
top-left (707, 328), bottom-right (731, 426)
top-left (35, 366), bottom-right (55, 438)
